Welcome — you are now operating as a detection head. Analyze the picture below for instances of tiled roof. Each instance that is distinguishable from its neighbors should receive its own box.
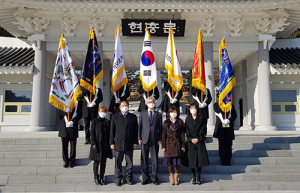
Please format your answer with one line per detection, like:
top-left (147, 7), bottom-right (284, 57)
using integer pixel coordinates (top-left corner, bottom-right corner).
top-left (270, 47), bottom-right (300, 69)
top-left (0, 47), bottom-right (34, 67)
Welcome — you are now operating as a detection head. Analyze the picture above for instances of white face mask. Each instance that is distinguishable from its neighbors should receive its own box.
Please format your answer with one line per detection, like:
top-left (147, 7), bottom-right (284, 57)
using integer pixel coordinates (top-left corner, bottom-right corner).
top-left (190, 109), bottom-right (197, 115)
top-left (170, 113), bottom-right (177, 118)
top-left (121, 106), bottom-right (129, 113)
top-left (147, 103), bottom-right (155, 109)
top-left (99, 112), bottom-right (106, 118)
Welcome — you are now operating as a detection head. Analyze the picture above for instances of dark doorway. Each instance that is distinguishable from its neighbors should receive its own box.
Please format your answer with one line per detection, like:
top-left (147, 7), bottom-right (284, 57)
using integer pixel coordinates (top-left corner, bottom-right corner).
top-left (239, 98), bottom-right (243, 127)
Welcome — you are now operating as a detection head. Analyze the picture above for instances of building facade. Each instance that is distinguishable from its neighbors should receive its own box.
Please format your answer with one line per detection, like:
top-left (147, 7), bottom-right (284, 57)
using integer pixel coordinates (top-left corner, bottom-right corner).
top-left (0, 0), bottom-right (300, 131)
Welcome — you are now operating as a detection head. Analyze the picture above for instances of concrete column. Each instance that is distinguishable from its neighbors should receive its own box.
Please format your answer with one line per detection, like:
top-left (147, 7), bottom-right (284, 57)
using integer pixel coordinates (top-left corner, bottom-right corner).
top-left (27, 41), bottom-right (48, 131)
top-left (256, 42), bottom-right (276, 131)
top-left (203, 42), bottom-right (215, 131)
top-left (101, 59), bottom-right (111, 111)
top-left (156, 71), bottom-right (162, 107)
top-left (97, 42), bottom-right (104, 108)
top-left (188, 70), bottom-right (193, 104)
top-left (239, 60), bottom-right (250, 130)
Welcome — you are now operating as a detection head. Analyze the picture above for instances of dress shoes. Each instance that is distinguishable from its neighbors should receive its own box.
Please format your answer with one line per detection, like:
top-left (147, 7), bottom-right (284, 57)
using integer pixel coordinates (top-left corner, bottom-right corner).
top-left (127, 179), bottom-right (133, 185)
top-left (141, 179), bottom-right (149, 185)
top-left (192, 177), bottom-right (196, 185)
top-left (115, 180), bottom-right (121, 186)
top-left (63, 161), bottom-right (69, 168)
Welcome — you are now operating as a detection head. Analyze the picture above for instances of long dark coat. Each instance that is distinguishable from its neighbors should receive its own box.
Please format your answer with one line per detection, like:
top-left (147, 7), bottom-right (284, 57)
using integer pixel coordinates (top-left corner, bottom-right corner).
top-left (213, 102), bottom-right (237, 140)
top-left (138, 85), bottom-right (160, 112)
top-left (191, 87), bottom-right (212, 119)
top-left (89, 117), bottom-right (113, 161)
top-left (162, 82), bottom-right (183, 113)
top-left (185, 115), bottom-right (210, 168)
top-left (58, 102), bottom-right (82, 139)
top-left (108, 84), bottom-right (130, 114)
top-left (82, 88), bottom-right (103, 119)
top-left (162, 118), bottom-right (185, 158)
top-left (110, 112), bottom-right (138, 152)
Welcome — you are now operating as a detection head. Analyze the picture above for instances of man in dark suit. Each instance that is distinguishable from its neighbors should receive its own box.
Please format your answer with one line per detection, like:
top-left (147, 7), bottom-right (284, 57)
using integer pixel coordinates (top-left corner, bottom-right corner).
top-left (110, 100), bottom-right (138, 186)
top-left (82, 87), bottom-right (103, 144)
top-left (138, 96), bottom-right (162, 185)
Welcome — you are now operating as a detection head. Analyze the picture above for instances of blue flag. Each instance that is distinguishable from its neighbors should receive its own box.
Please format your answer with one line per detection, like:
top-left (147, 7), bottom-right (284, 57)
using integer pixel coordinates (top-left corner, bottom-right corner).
top-left (219, 37), bottom-right (236, 113)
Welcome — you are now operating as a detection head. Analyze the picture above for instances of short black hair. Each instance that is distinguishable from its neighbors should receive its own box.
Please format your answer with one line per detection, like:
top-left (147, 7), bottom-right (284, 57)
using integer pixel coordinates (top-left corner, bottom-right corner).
top-left (120, 100), bottom-right (129, 106)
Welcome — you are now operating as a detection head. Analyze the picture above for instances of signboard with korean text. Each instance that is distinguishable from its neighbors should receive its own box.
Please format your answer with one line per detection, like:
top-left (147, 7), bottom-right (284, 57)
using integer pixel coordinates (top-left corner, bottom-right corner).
top-left (122, 19), bottom-right (186, 37)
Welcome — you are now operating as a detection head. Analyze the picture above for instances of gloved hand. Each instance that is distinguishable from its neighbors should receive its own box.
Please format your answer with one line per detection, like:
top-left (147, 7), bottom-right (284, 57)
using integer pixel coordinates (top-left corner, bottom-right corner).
top-left (91, 102), bottom-right (96, 107)
top-left (66, 121), bottom-right (74, 127)
top-left (93, 145), bottom-right (99, 153)
top-left (66, 108), bottom-right (70, 112)
top-left (224, 119), bottom-right (230, 125)
top-left (200, 103), bottom-right (207, 108)
top-left (116, 98), bottom-right (121, 103)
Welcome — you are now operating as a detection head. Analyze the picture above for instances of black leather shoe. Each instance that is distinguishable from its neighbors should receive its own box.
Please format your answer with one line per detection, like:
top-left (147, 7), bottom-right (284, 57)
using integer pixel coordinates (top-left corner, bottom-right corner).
top-left (84, 140), bottom-right (91, 145)
top-left (197, 177), bottom-right (201, 185)
top-left (227, 162), bottom-right (231, 166)
top-left (192, 177), bottom-right (196, 185)
top-left (115, 180), bottom-right (121, 186)
top-left (100, 179), bottom-right (106, 185)
top-left (63, 161), bottom-right (69, 168)
top-left (69, 161), bottom-right (75, 168)
top-left (94, 178), bottom-right (101, 185)
top-left (127, 179), bottom-right (133, 185)
top-left (141, 179), bottom-right (149, 185)
top-left (152, 181), bottom-right (159, 185)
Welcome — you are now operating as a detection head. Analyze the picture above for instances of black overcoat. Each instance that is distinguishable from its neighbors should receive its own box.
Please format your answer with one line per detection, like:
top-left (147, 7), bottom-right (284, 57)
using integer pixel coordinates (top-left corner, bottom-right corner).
top-left (213, 102), bottom-right (237, 141)
top-left (191, 87), bottom-right (212, 119)
top-left (162, 82), bottom-right (183, 113)
top-left (82, 88), bottom-right (103, 119)
top-left (138, 86), bottom-right (160, 112)
top-left (108, 84), bottom-right (130, 114)
top-left (89, 117), bottom-right (113, 161)
top-left (185, 115), bottom-right (210, 168)
top-left (58, 102), bottom-right (82, 139)
top-left (110, 112), bottom-right (138, 152)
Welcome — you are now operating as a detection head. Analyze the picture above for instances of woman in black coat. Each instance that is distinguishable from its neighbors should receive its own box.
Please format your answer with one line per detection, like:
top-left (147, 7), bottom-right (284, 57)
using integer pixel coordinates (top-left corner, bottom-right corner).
top-left (213, 102), bottom-right (237, 166)
top-left (89, 106), bottom-right (112, 185)
top-left (185, 103), bottom-right (210, 185)
top-left (138, 85), bottom-right (160, 112)
top-left (162, 82), bottom-right (183, 113)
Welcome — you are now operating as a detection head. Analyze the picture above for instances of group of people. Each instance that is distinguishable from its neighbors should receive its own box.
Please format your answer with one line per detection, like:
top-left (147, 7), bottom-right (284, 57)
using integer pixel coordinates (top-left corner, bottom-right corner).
top-left (58, 83), bottom-right (237, 186)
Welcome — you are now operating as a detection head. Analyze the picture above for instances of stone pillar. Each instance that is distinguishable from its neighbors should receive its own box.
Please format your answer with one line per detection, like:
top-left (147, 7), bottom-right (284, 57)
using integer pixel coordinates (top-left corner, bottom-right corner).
top-left (27, 41), bottom-right (49, 131)
top-left (256, 42), bottom-right (276, 131)
top-left (188, 70), bottom-right (193, 104)
top-left (239, 60), bottom-right (250, 130)
top-left (156, 71), bottom-right (162, 108)
top-left (101, 59), bottom-right (111, 111)
top-left (97, 42), bottom-right (104, 108)
top-left (203, 42), bottom-right (215, 131)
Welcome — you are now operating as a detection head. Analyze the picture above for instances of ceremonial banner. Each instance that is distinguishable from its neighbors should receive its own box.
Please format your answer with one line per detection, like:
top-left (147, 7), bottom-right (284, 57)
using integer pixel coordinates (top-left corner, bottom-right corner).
top-left (49, 34), bottom-right (80, 112)
top-left (140, 27), bottom-right (157, 92)
top-left (192, 29), bottom-right (206, 95)
top-left (219, 37), bottom-right (236, 113)
top-left (111, 26), bottom-right (128, 93)
top-left (80, 26), bottom-right (103, 95)
top-left (165, 25), bottom-right (183, 93)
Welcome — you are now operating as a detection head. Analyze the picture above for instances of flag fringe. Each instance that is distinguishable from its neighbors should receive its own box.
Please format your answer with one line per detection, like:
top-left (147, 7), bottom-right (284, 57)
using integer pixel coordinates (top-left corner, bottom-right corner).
top-left (219, 77), bottom-right (236, 112)
top-left (140, 73), bottom-right (157, 92)
top-left (49, 86), bottom-right (80, 112)
top-left (93, 70), bottom-right (103, 95)
top-left (80, 79), bottom-right (93, 94)
top-left (192, 78), bottom-right (206, 95)
top-left (111, 77), bottom-right (128, 93)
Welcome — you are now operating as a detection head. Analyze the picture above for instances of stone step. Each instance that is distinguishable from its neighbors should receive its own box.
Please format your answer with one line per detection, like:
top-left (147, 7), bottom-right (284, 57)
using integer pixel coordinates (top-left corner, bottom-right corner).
top-left (1, 182), bottom-right (300, 192)
top-left (2, 136), bottom-right (300, 145)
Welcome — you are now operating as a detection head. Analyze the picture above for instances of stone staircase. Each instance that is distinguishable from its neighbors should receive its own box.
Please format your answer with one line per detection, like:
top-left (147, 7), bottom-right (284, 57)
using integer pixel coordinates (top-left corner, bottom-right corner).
top-left (0, 134), bottom-right (300, 192)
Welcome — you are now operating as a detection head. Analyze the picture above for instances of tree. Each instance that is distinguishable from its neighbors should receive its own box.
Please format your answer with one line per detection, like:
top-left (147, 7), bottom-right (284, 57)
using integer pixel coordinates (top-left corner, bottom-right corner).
top-left (0, 26), bottom-right (13, 37)
top-left (288, 28), bottom-right (300, 39)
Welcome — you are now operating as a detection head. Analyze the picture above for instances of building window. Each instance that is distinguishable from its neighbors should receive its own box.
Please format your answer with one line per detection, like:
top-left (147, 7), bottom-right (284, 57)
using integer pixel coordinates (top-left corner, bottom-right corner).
top-left (3, 90), bottom-right (32, 115)
top-left (271, 89), bottom-right (298, 114)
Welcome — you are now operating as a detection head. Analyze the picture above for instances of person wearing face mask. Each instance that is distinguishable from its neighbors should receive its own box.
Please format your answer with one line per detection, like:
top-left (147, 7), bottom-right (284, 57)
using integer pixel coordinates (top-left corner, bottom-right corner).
top-left (162, 106), bottom-right (185, 185)
top-left (191, 87), bottom-right (212, 119)
top-left (82, 87), bottom-right (103, 145)
top-left (213, 99), bottom-right (237, 166)
top-left (58, 100), bottom-right (82, 168)
top-left (162, 82), bottom-right (183, 113)
top-left (185, 104), bottom-right (210, 185)
top-left (110, 100), bottom-right (138, 186)
top-left (138, 85), bottom-right (160, 112)
top-left (138, 96), bottom-right (162, 185)
top-left (89, 107), bottom-right (112, 185)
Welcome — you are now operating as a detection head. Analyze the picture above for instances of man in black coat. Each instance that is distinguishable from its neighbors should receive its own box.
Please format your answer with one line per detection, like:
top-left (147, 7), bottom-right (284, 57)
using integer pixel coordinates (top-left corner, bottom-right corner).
top-left (138, 85), bottom-right (160, 112)
top-left (191, 87), bottom-right (212, 119)
top-left (110, 100), bottom-right (138, 186)
top-left (138, 96), bottom-right (162, 185)
top-left (108, 84), bottom-right (130, 114)
top-left (82, 87), bottom-right (103, 144)
top-left (162, 82), bottom-right (183, 113)
top-left (58, 101), bottom-right (82, 168)
top-left (213, 102), bottom-right (237, 166)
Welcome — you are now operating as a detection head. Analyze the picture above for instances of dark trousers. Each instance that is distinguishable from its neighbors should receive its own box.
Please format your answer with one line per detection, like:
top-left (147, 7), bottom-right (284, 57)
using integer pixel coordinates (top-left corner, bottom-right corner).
top-left (61, 137), bottom-right (77, 163)
top-left (83, 118), bottom-right (91, 141)
top-left (141, 143), bottom-right (159, 181)
top-left (115, 151), bottom-right (133, 181)
top-left (93, 158), bottom-right (107, 179)
top-left (218, 138), bottom-right (233, 164)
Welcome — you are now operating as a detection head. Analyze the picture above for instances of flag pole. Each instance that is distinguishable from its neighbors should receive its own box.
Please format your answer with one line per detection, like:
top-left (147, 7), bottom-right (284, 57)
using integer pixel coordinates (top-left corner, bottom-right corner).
top-left (68, 112), bottom-right (70, 122)
top-left (169, 20), bottom-right (174, 99)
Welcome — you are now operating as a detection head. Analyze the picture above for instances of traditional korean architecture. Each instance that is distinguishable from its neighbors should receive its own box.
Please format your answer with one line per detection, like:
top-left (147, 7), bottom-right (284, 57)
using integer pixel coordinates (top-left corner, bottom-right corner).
top-left (0, 0), bottom-right (300, 131)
